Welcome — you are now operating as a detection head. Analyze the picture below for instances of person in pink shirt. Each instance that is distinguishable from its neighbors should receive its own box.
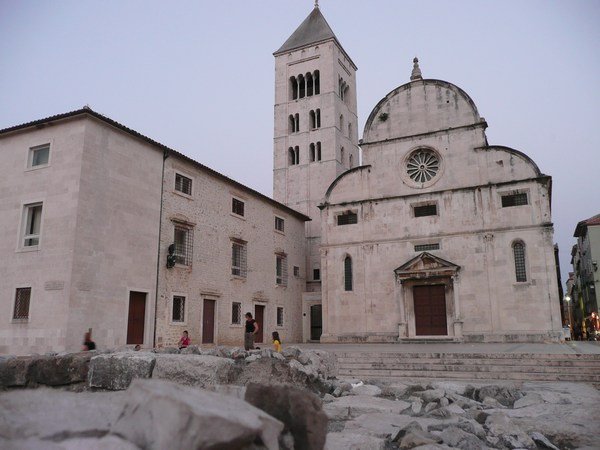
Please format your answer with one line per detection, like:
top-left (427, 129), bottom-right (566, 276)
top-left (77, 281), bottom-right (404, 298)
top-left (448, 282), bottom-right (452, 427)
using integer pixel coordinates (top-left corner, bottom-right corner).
top-left (178, 330), bottom-right (190, 349)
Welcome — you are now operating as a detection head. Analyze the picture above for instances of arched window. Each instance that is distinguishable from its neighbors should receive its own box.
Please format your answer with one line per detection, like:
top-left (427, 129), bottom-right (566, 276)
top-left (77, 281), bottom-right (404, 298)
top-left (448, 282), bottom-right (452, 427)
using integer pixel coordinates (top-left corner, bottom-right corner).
top-left (316, 109), bottom-right (321, 128)
top-left (295, 113), bottom-right (300, 132)
top-left (349, 154), bottom-right (354, 168)
top-left (348, 122), bottom-right (352, 138)
top-left (340, 147), bottom-right (344, 164)
top-left (317, 142), bottom-right (322, 161)
top-left (306, 72), bottom-right (313, 96)
top-left (309, 110), bottom-right (316, 129)
top-left (314, 70), bottom-right (320, 95)
top-left (298, 74), bottom-right (305, 98)
top-left (289, 115), bottom-right (295, 133)
top-left (294, 146), bottom-right (300, 165)
top-left (339, 114), bottom-right (344, 131)
top-left (288, 147), bottom-right (296, 166)
top-left (344, 256), bottom-right (353, 291)
top-left (310, 143), bottom-right (315, 162)
top-left (290, 77), bottom-right (298, 100)
top-left (513, 241), bottom-right (527, 282)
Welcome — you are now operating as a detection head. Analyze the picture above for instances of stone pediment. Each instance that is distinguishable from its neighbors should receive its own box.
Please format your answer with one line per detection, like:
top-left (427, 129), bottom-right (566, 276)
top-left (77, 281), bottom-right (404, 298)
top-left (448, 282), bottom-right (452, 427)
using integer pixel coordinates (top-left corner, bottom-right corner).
top-left (394, 252), bottom-right (460, 280)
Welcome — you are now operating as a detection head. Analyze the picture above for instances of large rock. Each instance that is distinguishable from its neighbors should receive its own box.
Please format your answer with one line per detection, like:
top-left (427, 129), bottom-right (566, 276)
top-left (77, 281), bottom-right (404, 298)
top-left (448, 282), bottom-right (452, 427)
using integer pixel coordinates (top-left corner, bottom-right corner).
top-left (485, 413), bottom-right (535, 449)
top-left (111, 379), bottom-right (283, 450)
top-left (418, 389), bottom-right (445, 403)
top-left (513, 392), bottom-right (544, 409)
top-left (0, 356), bottom-right (34, 387)
top-left (0, 389), bottom-right (123, 442)
top-left (236, 357), bottom-right (327, 393)
top-left (152, 354), bottom-right (239, 387)
top-left (473, 385), bottom-right (522, 407)
top-left (28, 352), bottom-right (92, 386)
top-left (400, 429), bottom-right (442, 449)
top-left (282, 346), bottom-right (302, 359)
top-left (325, 432), bottom-right (386, 450)
top-left (352, 384), bottom-right (382, 397)
top-left (530, 432), bottom-right (559, 450)
top-left (245, 383), bottom-right (328, 450)
top-left (179, 345), bottom-right (200, 355)
top-left (438, 426), bottom-right (485, 450)
top-left (88, 352), bottom-right (155, 390)
top-left (324, 395), bottom-right (410, 420)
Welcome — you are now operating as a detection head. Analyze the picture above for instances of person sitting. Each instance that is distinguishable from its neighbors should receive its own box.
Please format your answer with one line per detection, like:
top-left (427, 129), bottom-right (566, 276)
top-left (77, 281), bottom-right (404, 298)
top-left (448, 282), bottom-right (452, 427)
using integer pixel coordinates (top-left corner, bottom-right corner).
top-left (272, 331), bottom-right (282, 353)
top-left (178, 330), bottom-right (190, 349)
top-left (82, 330), bottom-right (96, 351)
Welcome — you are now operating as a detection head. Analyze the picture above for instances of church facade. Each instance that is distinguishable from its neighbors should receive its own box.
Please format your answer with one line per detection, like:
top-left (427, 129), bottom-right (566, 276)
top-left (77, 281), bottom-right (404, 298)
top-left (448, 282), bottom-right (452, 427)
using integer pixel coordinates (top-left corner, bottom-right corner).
top-left (274, 6), bottom-right (563, 343)
top-left (0, 6), bottom-right (563, 355)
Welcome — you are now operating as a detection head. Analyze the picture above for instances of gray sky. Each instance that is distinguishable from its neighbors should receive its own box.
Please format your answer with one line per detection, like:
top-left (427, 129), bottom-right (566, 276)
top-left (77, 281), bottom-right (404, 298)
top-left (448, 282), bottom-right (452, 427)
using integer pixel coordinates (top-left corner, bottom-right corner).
top-left (1, 0), bottom-right (598, 287)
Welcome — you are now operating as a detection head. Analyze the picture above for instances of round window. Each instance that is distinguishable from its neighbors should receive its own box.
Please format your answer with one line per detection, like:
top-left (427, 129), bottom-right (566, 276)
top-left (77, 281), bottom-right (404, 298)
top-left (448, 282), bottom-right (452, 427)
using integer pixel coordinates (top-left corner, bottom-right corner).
top-left (406, 149), bottom-right (440, 183)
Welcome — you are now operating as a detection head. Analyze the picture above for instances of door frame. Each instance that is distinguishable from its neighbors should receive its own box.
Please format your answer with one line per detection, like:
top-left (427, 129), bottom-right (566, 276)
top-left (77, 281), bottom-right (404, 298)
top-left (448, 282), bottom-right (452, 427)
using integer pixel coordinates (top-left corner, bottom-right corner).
top-left (201, 296), bottom-right (219, 345)
top-left (253, 301), bottom-right (267, 344)
top-left (126, 288), bottom-right (151, 346)
top-left (413, 284), bottom-right (448, 336)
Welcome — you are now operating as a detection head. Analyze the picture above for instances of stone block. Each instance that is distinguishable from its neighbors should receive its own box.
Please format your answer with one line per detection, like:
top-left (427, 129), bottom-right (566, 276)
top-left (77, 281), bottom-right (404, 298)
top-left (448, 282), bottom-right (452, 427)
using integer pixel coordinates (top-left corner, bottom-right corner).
top-left (88, 352), bottom-right (155, 390)
top-left (152, 354), bottom-right (239, 387)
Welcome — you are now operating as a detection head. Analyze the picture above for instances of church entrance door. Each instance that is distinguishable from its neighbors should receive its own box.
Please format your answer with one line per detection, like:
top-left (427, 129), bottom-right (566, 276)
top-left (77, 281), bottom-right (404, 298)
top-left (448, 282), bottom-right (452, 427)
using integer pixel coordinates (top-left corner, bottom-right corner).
top-left (310, 304), bottom-right (322, 341)
top-left (413, 285), bottom-right (447, 335)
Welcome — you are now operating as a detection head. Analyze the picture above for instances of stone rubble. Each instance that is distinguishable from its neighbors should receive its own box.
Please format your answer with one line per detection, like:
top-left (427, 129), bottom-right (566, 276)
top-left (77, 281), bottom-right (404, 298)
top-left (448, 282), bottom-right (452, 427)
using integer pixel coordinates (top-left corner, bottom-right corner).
top-left (1, 346), bottom-right (599, 450)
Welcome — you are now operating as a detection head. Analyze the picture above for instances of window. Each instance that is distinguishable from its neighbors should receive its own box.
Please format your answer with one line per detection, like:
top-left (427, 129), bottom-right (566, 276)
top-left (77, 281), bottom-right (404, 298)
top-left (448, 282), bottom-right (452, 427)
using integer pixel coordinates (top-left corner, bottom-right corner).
top-left (313, 268), bottom-right (320, 281)
top-left (22, 203), bottom-right (43, 247)
top-left (340, 147), bottom-right (344, 164)
top-left (344, 256), bottom-right (353, 291)
top-left (349, 154), bottom-right (354, 169)
top-left (316, 142), bottom-right (321, 161)
top-left (339, 114), bottom-right (344, 131)
top-left (231, 302), bottom-right (242, 325)
top-left (290, 76), bottom-right (298, 100)
top-left (276, 254), bottom-right (288, 286)
top-left (407, 149), bottom-right (440, 183)
top-left (13, 287), bottom-right (31, 321)
top-left (310, 143), bottom-right (316, 162)
top-left (337, 211), bottom-right (358, 225)
top-left (293, 266), bottom-right (300, 277)
top-left (348, 123), bottom-right (352, 138)
top-left (29, 144), bottom-right (49, 168)
top-left (414, 243), bottom-right (440, 252)
top-left (232, 198), bottom-right (245, 217)
top-left (277, 307), bottom-right (284, 327)
top-left (298, 74), bottom-right (305, 98)
top-left (502, 193), bottom-right (528, 207)
top-left (306, 72), bottom-right (314, 96)
top-left (175, 173), bottom-right (192, 195)
top-left (231, 241), bottom-right (247, 277)
top-left (414, 204), bottom-right (437, 217)
top-left (513, 241), bottom-right (527, 282)
top-left (288, 146), bottom-right (299, 166)
top-left (310, 109), bottom-right (321, 129)
top-left (172, 295), bottom-right (185, 322)
top-left (290, 71), bottom-right (319, 100)
top-left (275, 216), bottom-right (285, 232)
top-left (174, 224), bottom-right (193, 266)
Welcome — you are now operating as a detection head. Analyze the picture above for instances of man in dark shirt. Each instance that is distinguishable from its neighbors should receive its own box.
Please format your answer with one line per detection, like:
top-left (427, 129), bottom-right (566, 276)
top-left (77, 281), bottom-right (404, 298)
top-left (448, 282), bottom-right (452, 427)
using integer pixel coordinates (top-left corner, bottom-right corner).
top-left (244, 312), bottom-right (259, 350)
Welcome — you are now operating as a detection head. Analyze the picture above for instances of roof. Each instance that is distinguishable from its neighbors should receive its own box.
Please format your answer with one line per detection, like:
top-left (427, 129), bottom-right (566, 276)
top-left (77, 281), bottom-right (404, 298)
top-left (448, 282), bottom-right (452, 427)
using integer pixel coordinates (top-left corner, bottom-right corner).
top-left (0, 108), bottom-right (311, 222)
top-left (574, 213), bottom-right (600, 237)
top-left (274, 7), bottom-right (356, 68)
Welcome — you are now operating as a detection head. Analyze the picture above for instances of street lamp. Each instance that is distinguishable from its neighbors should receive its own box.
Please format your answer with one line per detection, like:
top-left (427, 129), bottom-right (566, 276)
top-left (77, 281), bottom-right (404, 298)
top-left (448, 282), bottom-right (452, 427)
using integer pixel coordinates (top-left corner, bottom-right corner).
top-left (564, 295), bottom-right (574, 340)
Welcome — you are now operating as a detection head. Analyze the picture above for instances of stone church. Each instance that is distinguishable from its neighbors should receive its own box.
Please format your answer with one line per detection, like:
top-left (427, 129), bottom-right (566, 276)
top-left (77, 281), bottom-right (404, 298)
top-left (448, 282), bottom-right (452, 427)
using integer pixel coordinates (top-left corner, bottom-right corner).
top-left (0, 5), bottom-right (562, 355)
top-left (274, 5), bottom-right (562, 343)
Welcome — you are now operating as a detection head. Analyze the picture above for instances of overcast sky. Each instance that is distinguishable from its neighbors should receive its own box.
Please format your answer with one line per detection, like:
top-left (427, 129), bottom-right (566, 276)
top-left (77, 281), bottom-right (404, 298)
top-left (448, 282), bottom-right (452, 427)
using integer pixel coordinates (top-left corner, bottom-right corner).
top-left (1, 0), bottom-right (598, 287)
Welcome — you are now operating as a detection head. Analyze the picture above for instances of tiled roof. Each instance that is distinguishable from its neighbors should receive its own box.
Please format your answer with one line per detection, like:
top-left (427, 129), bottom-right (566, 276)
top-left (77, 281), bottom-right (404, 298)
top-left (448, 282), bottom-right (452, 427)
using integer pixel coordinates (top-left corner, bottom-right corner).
top-left (0, 108), bottom-right (311, 221)
top-left (574, 213), bottom-right (600, 237)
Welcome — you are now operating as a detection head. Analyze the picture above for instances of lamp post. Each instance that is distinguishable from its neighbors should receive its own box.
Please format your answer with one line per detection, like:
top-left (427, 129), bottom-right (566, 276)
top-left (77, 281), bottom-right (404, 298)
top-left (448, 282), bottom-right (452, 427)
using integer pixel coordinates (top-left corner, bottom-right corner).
top-left (564, 295), bottom-right (573, 338)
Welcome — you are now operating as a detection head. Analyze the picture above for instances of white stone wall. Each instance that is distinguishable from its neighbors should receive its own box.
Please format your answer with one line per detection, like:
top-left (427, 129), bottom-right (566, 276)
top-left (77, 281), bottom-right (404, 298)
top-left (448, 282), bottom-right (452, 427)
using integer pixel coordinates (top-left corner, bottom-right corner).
top-left (156, 156), bottom-right (307, 347)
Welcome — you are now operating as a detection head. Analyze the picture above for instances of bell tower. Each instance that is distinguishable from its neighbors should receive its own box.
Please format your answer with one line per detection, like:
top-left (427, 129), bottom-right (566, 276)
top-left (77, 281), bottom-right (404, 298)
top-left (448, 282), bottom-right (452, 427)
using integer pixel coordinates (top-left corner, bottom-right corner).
top-left (273, 4), bottom-right (359, 299)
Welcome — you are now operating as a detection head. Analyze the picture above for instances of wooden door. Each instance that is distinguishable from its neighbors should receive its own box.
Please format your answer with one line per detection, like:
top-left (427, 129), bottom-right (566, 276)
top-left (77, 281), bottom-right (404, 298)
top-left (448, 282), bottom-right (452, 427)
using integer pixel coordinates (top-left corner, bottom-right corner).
top-left (202, 299), bottom-right (216, 344)
top-left (413, 285), bottom-right (447, 335)
top-left (254, 305), bottom-right (265, 344)
top-left (310, 304), bottom-right (322, 341)
top-left (126, 291), bottom-right (146, 344)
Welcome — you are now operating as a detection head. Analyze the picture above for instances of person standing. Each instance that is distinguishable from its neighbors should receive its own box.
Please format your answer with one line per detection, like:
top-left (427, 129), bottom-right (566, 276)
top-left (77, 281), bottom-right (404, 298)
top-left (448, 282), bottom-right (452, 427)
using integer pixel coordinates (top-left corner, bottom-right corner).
top-left (244, 312), bottom-right (259, 350)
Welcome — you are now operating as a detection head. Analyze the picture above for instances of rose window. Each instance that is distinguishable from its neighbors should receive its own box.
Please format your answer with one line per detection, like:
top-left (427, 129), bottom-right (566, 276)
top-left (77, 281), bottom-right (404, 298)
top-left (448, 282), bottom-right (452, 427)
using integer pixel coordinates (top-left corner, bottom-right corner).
top-left (406, 150), bottom-right (440, 183)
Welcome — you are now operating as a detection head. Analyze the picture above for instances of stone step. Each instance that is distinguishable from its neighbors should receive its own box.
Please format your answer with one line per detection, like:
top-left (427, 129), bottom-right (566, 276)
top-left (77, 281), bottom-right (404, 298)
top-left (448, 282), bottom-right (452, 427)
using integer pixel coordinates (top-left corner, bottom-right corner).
top-left (339, 362), bottom-right (600, 374)
top-left (335, 352), bottom-right (600, 360)
top-left (337, 356), bottom-right (600, 368)
top-left (337, 368), bottom-right (600, 382)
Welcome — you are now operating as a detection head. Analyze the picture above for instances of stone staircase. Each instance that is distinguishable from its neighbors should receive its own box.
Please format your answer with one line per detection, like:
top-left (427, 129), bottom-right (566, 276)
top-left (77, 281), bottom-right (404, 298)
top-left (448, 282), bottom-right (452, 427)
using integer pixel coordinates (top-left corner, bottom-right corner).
top-left (335, 351), bottom-right (600, 384)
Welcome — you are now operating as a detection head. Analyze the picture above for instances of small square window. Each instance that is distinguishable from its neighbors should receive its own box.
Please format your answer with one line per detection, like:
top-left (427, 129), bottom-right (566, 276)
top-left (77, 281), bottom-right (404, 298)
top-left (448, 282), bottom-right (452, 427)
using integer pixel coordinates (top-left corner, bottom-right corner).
top-left (29, 145), bottom-right (50, 168)
top-left (232, 198), bottom-right (245, 217)
top-left (232, 302), bottom-right (242, 325)
top-left (174, 224), bottom-right (193, 266)
top-left (175, 173), bottom-right (192, 195)
top-left (172, 296), bottom-right (185, 322)
top-left (313, 268), bottom-right (320, 281)
top-left (414, 243), bottom-right (440, 252)
top-left (337, 211), bottom-right (358, 225)
top-left (13, 287), bottom-right (31, 320)
top-left (22, 203), bottom-right (43, 247)
top-left (277, 307), bottom-right (284, 327)
top-left (293, 266), bottom-right (300, 277)
top-left (275, 216), bottom-right (285, 232)
top-left (501, 193), bottom-right (528, 207)
top-left (414, 204), bottom-right (437, 217)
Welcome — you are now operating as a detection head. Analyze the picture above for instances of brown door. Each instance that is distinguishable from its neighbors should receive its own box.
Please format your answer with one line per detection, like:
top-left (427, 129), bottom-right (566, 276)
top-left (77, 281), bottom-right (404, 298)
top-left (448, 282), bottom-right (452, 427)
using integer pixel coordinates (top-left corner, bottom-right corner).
top-left (202, 299), bottom-right (216, 344)
top-left (413, 285), bottom-right (447, 335)
top-left (254, 304), bottom-right (265, 344)
top-left (310, 304), bottom-right (322, 341)
top-left (126, 291), bottom-right (146, 344)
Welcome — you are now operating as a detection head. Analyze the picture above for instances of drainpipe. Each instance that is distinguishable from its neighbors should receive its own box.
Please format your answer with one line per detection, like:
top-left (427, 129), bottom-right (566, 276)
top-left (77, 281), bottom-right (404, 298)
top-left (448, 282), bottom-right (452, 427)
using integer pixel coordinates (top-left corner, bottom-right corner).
top-left (153, 149), bottom-right (168, 348)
